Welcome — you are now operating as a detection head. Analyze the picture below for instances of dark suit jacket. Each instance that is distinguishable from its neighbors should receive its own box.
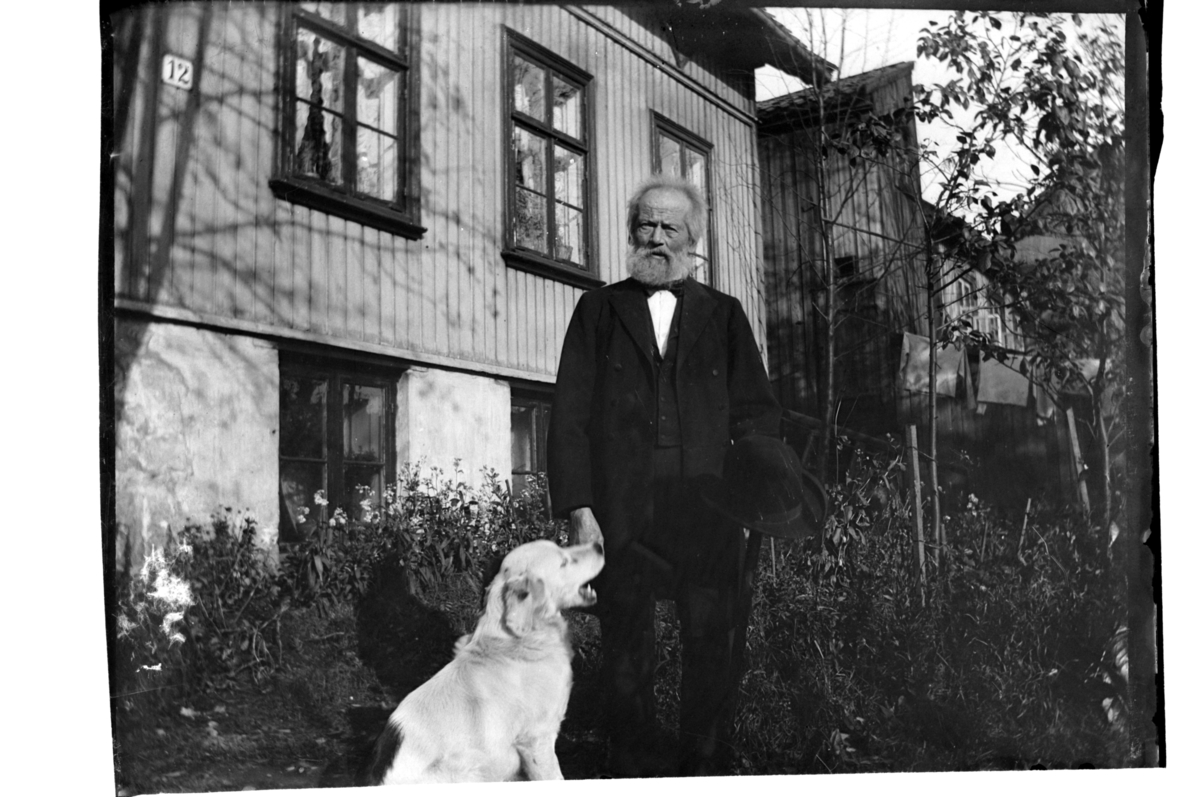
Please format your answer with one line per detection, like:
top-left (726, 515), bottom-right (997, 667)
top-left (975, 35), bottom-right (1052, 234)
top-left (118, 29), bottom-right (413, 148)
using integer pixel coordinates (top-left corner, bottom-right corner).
top-left (547, 277), bottom-right (780, 555)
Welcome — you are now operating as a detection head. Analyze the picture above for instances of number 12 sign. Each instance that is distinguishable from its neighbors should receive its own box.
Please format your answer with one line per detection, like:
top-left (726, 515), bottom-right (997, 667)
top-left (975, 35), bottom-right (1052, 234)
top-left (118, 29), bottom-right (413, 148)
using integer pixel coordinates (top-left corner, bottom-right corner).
top-left (162, 54), bottom-right (194, 91)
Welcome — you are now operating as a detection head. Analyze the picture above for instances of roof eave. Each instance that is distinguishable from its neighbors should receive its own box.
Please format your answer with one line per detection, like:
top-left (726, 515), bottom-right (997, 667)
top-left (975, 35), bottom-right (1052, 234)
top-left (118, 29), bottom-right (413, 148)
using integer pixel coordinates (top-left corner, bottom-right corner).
top-left (746, 8), bottom-right (835, 85)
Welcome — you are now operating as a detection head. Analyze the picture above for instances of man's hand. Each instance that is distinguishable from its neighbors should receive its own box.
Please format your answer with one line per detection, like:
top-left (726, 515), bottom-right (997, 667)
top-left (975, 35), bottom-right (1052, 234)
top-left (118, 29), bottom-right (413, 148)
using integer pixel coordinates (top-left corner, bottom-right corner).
top-left (569, 506), bottom-right (605, 550)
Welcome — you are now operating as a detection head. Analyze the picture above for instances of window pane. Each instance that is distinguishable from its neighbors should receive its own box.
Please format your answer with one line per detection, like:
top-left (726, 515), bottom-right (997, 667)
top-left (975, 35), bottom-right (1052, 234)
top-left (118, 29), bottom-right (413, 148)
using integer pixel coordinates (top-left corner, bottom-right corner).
top-left (511, 404), bottom-right (534, 472)
top-left (280, 375), bottom-right (328, 459)
top-left (551, 77), bottom-right (581, 139)
top-left (659, 136), bottom-right (681, 178)
top-left (345, 465), bottom-right (383, 520)
top-left (514, 188), bottom-right (548, 253)
top-left (295, 29), bottom-right (344, 116)
top-left (301, 2), bottom-right (346, 26)
top-left (555, 203), bottom-right (584, 264)
top-left (692, 255), bottom-right (710, 286)
top-left (513, 127), bottom-right (546, 191)
top-left (512, 55), bottom-right (546, 121)
top-left (357, 128), bottom-right (397, 201)
top-left (280, 461), bottom-right (325, 543)
top-left (553, 146), bottom-right (583, 208)
top-left (512, 473), bottom-right (532, 497)
top-left (357, 2), bottom-right (399, 52)
top-left (343, 383), bottom-right (385, 462)
top-left (294, 29), bottom-right (345, 184)
top-left (295, 106), bottom-right (344, 184)
top-left (357, 59), bottom-right (398, 136)
top-left (685, 148), bottom-right (707, 194)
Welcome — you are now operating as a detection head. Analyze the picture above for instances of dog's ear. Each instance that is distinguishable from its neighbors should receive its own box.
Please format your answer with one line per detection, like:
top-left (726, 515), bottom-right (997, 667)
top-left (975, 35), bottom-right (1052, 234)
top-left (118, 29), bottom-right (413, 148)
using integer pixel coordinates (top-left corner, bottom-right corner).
top-left (501, 575), bottom-right (546, 637)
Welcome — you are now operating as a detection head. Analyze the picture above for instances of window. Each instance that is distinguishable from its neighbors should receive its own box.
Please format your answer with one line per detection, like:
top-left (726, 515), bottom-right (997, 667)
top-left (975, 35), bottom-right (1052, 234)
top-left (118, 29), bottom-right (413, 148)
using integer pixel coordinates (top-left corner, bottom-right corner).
top-left (279, 356), bottom-right (398, 543)
top-left (943, 269), bottom-right (1022, 351)
top-left (270, 3), bottom-right (423, 239)
top-left (835, 255), bottom-right (877, 315)
top-left (510, 392), bottom-right (552, 498)
top-left (653, 114), bottom-right (714, 285)
top-left (503, 31), bottom-right (597, 288)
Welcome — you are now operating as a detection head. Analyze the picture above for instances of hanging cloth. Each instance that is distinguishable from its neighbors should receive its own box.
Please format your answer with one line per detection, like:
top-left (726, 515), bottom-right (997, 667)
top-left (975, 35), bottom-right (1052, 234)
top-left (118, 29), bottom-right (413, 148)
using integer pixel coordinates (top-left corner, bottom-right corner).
top-left (899, 332), bottom-right (960, 396)
top-left (976, 356), bottom-right (1030, 407)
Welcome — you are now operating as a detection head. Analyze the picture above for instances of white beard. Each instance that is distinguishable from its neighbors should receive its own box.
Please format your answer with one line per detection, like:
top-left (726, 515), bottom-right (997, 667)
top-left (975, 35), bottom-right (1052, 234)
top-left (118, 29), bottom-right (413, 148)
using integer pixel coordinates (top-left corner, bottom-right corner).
top-left (626, 245), bottom-right (693, 287)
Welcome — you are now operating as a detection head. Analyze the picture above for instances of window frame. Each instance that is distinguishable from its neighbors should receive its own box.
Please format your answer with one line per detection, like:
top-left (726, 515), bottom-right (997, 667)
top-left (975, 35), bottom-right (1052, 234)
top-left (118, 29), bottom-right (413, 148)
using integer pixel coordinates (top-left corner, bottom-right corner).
top-left (513, 386), bottom-right (554, 484)
top-left (270, 4), bottom-right (424, 240)
top-left (501, 29), bottom-right (601, 290)
top-left (278, 352), bottom-right (400, 544)
top-left (651, 112), bottom-right (716, 286)
top-left (943, 268), bottom-right (1023, 352)
top-left (510, 386), bottom-right (554, 511)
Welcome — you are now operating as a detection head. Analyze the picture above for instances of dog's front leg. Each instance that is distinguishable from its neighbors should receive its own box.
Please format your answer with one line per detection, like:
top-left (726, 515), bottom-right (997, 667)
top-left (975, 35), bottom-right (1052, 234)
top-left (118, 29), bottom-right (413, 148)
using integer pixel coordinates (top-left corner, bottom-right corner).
top-left (517, 738), bottom-right (564, 780)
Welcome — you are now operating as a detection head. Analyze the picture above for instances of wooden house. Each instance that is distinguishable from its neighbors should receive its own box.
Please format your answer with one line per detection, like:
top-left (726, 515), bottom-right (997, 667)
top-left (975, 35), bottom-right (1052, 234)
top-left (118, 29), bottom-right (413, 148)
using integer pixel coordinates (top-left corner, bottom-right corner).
top-left (757, 62), bottom-right (926, 438)
top-left (108, 2), bottom-right (826, 567)
top-left (757, 64), bottom-right (1087, 510)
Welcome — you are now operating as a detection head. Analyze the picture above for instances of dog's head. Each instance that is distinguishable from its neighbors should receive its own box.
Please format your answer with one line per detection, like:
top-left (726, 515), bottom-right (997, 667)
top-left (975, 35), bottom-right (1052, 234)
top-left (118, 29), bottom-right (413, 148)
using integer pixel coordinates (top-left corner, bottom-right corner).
top-left (486, 539), bottom-right (605, 637)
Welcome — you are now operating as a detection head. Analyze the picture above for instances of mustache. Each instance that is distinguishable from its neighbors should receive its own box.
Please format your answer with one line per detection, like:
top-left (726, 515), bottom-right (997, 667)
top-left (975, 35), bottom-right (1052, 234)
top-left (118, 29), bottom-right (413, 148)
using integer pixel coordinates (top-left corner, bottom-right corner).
top-left (626, 244), bottom-right (693, 286)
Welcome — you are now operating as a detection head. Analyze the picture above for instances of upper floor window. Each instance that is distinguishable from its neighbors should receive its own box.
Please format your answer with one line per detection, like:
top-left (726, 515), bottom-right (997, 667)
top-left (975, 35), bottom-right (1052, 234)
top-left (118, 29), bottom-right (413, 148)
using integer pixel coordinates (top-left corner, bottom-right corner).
top-left (502, 31), bottom-right (598, 289)
top-left (653, 114), bottom-right (714, 285)
top-left (271, 3), bottom-right (423, 239)
top-left (943, 268), bottom-right (1023, 351)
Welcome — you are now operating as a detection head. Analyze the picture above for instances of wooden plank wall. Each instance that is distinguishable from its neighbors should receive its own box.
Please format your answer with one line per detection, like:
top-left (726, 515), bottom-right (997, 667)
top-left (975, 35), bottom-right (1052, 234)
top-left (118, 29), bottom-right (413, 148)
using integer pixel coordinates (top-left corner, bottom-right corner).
top-left (898, 390), bottom-right (1079, 511)
top-left (757, 67), bottom-right (1084, 510)
top-left (113, 3), bottom-right (770, 381)
top-left (758, 69), bottom-right (926, 419)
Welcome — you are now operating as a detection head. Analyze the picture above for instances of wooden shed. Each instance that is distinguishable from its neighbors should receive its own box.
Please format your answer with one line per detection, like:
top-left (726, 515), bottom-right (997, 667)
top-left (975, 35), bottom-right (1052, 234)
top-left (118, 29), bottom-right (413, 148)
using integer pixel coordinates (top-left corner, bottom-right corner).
top-left (758, 62), bottom-right (926, 437)
top-left (757, 63), bottom-right (1090, 511)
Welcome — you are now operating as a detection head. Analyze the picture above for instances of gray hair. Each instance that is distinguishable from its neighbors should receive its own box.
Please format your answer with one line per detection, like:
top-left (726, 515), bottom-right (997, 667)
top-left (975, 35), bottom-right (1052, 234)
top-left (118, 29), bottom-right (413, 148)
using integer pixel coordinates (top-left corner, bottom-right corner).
top-left (625, 174), bottom-right (707, 248)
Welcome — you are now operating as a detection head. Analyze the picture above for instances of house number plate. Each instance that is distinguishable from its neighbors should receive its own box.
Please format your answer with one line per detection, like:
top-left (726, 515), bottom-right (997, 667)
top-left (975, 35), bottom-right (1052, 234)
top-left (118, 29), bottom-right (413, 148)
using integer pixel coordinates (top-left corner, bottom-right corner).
top-left (162, 54), bottom-right (194, 90)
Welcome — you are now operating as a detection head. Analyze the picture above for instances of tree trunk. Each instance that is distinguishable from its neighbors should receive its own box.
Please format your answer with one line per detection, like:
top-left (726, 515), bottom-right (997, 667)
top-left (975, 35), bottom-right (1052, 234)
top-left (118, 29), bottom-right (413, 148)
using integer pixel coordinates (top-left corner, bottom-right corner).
top-left (924, 246), bottom-right (943, 568)
top-left (814, 124), bottom-right (837, 480)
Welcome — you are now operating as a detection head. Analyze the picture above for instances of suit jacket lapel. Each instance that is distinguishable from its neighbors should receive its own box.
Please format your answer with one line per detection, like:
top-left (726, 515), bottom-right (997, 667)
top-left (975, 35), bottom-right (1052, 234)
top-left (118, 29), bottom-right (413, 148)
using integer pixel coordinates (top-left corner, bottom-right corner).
top-left (609, 280), bottom-right (656, 366)
top-left (676, 278), bottom-right (716, 367)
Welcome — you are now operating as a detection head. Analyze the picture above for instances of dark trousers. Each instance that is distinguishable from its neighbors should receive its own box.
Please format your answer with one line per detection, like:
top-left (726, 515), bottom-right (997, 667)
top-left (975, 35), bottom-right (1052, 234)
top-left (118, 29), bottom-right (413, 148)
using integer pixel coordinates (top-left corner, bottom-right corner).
top-left (595, 447), bottom-right (759, 775)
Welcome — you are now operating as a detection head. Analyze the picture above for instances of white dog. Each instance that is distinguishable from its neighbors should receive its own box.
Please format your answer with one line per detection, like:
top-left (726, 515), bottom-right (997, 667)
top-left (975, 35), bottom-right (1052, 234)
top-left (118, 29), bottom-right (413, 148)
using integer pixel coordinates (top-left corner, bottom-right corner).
top-left (366, 538), bottom-right (605, 784)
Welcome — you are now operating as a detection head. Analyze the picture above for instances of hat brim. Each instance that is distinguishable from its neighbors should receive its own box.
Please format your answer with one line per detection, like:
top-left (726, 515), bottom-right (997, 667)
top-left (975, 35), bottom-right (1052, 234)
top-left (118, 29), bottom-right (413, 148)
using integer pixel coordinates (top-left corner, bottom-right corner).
top-left (694, 470), bottom-right (827, 541)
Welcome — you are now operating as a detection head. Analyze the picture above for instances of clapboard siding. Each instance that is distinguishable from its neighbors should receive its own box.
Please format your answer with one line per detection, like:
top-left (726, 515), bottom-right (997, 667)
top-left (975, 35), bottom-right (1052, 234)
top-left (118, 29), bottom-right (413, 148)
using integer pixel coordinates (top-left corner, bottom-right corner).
top-left (114, 3), bottom-right (771, 382)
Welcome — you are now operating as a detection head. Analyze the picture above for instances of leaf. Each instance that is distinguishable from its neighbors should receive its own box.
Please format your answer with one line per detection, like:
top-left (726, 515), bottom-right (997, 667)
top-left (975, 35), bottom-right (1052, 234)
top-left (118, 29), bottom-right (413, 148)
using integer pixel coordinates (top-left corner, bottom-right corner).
top-left (989, 16), bottom-right (1002, 30)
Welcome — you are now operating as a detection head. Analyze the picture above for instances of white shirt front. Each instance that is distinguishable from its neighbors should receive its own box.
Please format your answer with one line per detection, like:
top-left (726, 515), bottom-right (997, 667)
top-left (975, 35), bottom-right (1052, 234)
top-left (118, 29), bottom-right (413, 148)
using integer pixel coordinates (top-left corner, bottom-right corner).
top-left (646, 289), bottom-right (678, 357)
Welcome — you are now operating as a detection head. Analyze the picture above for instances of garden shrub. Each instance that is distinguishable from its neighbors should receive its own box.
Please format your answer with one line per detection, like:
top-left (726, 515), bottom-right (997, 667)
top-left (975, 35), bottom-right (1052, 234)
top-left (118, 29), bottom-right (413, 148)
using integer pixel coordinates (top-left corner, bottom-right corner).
top-left (170, 512), bottom-right (285, 692)
top-left (115, 462), bottom-right (567, 711)
top-left (279, 461), bottom-right (566, 611)
top-left (113, 511), bottom-right (284, 705)
top-left (731, 438), bottom-right (1132, 773)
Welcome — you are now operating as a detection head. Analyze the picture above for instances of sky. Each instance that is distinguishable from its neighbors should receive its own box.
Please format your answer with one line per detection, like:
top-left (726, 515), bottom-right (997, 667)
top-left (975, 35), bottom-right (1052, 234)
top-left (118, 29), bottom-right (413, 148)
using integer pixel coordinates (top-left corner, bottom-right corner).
top-left (756, 8), bottom-right (1125, 206)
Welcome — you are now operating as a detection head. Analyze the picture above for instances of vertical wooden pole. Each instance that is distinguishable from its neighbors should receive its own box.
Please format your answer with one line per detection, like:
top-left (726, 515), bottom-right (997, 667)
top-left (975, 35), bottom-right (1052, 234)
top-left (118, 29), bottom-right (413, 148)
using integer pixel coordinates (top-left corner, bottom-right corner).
top-left (1015, 496), bottom-right (1033, 564)
top-left (1065, 406), bottom-right (1091, 514)
top-left (907, 424), bottom-right (926, 604)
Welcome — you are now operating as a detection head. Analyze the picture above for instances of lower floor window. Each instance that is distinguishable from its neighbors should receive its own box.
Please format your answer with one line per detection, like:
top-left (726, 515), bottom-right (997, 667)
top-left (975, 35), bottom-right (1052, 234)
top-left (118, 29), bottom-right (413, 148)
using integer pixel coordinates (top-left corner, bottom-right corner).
top-left (279, 356), bottom-right (397, 543)
top-left (510, 392), bottom-right (552, 498)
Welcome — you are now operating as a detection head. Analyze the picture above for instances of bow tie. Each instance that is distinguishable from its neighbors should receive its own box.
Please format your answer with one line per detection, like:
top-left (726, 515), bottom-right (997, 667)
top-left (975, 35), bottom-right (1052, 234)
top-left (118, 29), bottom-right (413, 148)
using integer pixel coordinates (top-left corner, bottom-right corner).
top-left (641, 281), bottom-right (685, 298)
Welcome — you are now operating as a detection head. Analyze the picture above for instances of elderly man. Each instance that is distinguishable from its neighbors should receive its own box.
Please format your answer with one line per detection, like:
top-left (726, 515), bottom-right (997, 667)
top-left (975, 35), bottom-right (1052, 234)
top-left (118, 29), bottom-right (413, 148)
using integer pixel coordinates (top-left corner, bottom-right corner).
top-left (547, 175), bottom-right (781, 777)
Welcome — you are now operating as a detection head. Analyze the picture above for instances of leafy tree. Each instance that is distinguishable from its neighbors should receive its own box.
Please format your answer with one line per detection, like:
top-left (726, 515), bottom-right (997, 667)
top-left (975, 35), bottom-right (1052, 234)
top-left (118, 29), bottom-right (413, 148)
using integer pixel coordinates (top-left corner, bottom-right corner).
top-left (910, 11), bottom-right (1150, 763)
top-left (913, 11), bottom-right (1125, 530)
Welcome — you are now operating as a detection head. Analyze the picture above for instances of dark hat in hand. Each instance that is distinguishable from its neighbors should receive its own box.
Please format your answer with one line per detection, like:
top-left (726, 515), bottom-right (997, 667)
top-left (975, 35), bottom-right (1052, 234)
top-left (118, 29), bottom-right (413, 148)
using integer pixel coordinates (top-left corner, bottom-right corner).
top-left (696, 434), bottom-right (828, 540)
